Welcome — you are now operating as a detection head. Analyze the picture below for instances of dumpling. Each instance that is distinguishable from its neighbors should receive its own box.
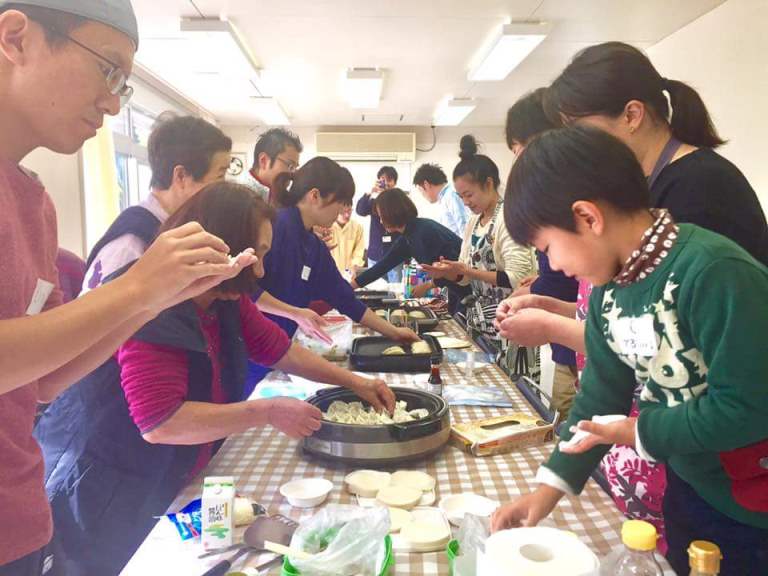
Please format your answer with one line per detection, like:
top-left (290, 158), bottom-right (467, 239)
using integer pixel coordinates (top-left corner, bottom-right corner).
top-left (382, 346), bottom-right (406, 356)
top-left (408, 311), bottom-right (427, 319)
top-left (411, 341), bottom-right (431, 355)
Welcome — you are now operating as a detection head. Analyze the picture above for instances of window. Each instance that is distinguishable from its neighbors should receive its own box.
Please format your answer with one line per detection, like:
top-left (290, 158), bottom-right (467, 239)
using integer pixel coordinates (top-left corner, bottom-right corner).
top-left (110, 104), bottom-right (156, 209)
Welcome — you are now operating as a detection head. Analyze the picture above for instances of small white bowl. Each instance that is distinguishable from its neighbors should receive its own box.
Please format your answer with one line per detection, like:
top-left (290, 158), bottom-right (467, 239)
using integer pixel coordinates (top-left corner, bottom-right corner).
top-left (280, 478), bottom-right (333, 508)
top-left (439, 493), bottom-right (498, 526)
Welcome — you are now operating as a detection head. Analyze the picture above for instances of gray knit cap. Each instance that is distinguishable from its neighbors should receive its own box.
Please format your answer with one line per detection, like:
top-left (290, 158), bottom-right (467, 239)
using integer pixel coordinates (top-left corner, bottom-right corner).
top-left (0, 0), bottom-right (139, 47)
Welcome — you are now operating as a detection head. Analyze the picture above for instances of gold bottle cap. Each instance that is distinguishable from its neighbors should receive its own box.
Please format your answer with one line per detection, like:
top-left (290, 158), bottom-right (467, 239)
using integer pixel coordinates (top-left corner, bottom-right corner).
top-left (688, 540), bottom-right (722, 573)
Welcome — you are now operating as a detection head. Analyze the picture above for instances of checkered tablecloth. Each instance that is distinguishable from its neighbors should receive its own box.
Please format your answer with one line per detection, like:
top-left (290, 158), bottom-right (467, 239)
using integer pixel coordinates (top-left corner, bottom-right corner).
top-left (123, 320), bottom-right (667, 575)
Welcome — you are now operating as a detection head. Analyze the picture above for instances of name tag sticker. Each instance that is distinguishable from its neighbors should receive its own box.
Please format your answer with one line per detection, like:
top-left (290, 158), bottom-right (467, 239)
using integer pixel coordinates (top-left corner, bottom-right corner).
top-left (613, 314), bottom-right (658, 356)
top-left (26, 278), bottom-right (55, 316)
top-left (382, 236), bottom-right (392, 243)
top-left (301, 266), bottom-right (312, 281)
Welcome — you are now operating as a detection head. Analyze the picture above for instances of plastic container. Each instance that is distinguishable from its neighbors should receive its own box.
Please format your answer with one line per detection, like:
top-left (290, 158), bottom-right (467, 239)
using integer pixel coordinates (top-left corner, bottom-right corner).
top-left (447, 540), bottom-right (460, 576)
top-left (281, 535), bottom-right (394, 575)
top-left (612, 520), bottom-right (664, 576)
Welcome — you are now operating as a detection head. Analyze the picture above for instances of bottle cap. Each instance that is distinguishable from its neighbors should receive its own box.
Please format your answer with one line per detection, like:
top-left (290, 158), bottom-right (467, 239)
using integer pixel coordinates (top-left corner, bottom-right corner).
top-left (621, 520), bottom-right (658, 552)
top-left (688, 540), bottom-right (721, 573)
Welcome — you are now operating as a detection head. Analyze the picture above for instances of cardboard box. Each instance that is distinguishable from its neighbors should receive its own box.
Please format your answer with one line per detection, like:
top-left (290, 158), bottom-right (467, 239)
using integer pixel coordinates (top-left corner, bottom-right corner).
top-left (450, 414), bottom-right (555, 457)
top-left (201, 476), bottom-right (235, 550)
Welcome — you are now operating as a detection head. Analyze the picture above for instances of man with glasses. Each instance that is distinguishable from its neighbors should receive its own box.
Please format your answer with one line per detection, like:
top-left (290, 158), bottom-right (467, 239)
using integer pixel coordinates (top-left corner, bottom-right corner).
top-left (0, 2), bottom-right (253, 574)
top-left (248, 127), bottom-right (303, 205)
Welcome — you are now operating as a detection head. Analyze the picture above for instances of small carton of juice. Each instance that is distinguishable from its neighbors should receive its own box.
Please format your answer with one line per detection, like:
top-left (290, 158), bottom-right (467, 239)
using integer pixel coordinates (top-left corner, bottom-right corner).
top-left (201, 476), bottom-right (235, 549)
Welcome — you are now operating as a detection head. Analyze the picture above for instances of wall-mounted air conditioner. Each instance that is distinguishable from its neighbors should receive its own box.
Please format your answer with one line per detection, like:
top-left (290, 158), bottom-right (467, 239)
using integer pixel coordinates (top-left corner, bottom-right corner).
top-left (315, 132), bottom-right (416, 162)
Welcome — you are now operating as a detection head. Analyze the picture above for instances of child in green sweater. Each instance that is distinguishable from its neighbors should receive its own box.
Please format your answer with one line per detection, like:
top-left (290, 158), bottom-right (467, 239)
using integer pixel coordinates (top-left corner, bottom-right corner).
top-left (491, 126), bottom-right (768, 575)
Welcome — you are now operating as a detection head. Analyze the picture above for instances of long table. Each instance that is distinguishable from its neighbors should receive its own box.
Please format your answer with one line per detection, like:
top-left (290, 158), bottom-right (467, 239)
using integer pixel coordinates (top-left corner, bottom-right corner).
top-left (123, 319), bottom-right (668, 575)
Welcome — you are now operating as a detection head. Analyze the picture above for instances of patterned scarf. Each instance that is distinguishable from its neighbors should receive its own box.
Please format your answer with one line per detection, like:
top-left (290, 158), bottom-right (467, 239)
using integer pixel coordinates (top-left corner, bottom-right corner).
top-left (615, 209), bottom-right (679, 287)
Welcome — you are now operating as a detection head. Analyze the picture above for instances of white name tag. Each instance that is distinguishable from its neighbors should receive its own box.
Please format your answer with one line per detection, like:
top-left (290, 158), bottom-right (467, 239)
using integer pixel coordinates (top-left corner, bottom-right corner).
top-left (613, 314), bottom-right (658, 356)
top-left (26, 278), bottom-right (55, 316)
top-left (301, 265), bottom-right (312, 281)
top-left (382, 236), bottom-right (392, 243)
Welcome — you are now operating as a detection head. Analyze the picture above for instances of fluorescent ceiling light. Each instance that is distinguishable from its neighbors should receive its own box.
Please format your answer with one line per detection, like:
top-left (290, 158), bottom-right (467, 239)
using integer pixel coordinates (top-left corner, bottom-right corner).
top-left (434, 97), bottom-right (476, 126)
top-left (344, 68), bottom-right (384, 109)
top-left (251, 97), bottom-right (290, 125)
top-left (468, 22), bottom-right (552, 82)
top-left (178, 18), bottom-right (260, 80)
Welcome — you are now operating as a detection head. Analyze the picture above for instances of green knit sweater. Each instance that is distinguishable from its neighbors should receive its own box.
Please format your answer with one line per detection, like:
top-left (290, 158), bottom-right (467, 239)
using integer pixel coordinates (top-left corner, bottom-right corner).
top-left (545, 224), bottom-right (768, 528)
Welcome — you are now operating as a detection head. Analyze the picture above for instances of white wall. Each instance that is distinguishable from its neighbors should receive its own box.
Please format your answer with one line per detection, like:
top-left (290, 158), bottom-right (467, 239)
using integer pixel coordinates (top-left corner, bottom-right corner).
top-left (22, 149), bottom-right (85, 257)
top-left (648, 0), bottom-right (768, 212)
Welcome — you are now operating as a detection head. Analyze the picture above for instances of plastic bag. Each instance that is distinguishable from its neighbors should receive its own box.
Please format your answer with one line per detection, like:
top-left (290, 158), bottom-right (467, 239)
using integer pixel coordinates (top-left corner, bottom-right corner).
top-left (289, 505), bottom-right (389, 576)
top-left (294, 314), bottom-right (354, 360)
top-left (451, 513), bottom-right (491, 576)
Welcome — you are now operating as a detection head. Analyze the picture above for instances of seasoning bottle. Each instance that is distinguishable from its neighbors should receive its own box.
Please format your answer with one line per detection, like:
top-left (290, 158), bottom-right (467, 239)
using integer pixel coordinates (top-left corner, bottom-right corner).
top-left (427, 358), bottom-right (443, 397)
top-left (614, 520), bottom-right (664, 575)
top-left (688, 541), bottom-right (721, 575)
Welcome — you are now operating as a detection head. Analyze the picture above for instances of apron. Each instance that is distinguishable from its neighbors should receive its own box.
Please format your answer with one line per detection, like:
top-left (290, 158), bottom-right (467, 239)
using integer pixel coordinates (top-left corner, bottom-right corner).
top-left (464, 202), bottom-right (510, 342)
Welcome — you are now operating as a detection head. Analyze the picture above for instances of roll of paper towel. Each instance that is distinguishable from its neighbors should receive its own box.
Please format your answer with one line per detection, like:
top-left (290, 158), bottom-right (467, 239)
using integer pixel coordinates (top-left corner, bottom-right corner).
top-left (479, 527), bottom-right (600, 576)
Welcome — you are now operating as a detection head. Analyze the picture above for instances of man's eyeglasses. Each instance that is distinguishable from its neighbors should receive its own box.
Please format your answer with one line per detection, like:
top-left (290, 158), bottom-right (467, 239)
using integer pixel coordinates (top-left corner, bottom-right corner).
top-left (64, 34), bottom-right (134, 107)
top-left (275, 156), bottom-right (298, 172)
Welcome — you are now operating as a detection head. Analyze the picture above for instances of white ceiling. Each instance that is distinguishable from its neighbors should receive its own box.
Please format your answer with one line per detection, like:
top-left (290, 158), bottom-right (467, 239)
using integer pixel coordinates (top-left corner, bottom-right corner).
top-left (131, 0), bottom-right (726, 127)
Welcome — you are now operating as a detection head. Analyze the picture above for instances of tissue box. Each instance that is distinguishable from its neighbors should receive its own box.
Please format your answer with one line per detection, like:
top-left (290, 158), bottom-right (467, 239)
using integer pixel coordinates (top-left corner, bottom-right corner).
top-left (450, 414), bottom-right (554, 457)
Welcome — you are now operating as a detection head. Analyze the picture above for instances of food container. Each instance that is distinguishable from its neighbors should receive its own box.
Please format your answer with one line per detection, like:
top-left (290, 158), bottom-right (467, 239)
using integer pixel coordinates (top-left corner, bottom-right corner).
top-left (281, 535), bottom-right (394, 575)
top-left (387, 306), bottom-right (440, 333)
top-left (450, 413), bottom-right (555, 457)
top-left (349, 334), bottom-right (442, 373)
top-left (279, 478), bottom-right (333, 508)
top-left (303, 387), bottom-right (451, 466)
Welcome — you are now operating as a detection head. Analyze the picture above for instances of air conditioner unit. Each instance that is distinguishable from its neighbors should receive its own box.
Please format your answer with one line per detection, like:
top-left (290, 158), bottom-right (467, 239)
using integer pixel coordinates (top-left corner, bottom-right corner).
top-left (315, 132), bottom-right (416, 162)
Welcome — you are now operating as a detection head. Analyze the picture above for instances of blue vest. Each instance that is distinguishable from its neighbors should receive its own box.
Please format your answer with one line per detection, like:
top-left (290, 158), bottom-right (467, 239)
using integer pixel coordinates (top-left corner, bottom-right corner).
top-left (84, 205), bottom-right (161, 271)
top-left (34, 298), bottom-right (247, 575)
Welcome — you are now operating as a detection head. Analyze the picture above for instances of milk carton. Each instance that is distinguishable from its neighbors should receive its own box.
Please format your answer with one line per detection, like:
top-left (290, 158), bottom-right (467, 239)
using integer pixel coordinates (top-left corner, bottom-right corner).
top-left (201, 476), bottom-right (235, 549)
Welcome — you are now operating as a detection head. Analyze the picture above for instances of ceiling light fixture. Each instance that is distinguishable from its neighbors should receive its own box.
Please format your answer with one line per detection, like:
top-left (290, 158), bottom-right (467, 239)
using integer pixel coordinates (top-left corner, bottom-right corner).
top-left (344, 68), bottom-right (384, 109)
top-left (433, 97), bottom-right (476, 126)
top-left (250, 97), bottom-right (290, 125)
top-left (468, 21), bottom-right (552, 82)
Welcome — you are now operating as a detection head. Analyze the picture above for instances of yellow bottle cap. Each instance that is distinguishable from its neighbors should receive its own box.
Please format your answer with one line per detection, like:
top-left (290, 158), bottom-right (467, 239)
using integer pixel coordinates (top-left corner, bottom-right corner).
top-left (688, 540), bottom-right (722, 573)
top-left (621, 520), bottom-right (658, 552)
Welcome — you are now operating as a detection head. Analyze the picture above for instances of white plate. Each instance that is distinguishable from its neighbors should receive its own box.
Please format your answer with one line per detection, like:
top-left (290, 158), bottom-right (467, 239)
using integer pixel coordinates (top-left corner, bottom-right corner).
top-left (439, 493), bottom-right (498, 526)
top-left (280, 478), bottom-right (333, 508)
top-left (455, 361), bottom-right (492, 371)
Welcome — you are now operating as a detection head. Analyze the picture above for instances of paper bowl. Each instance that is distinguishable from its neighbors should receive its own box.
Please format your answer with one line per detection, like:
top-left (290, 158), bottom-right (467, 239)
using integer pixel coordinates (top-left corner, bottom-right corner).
top-left (280, 478), bottom-right (333, 508)
top-left (439, 493), bottom-right (498, 526)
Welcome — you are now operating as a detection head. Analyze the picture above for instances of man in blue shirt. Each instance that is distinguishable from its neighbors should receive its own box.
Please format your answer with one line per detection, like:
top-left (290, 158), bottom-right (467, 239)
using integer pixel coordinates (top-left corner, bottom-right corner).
top-left (413, 163), bottom-right (469, 237)
top-left (356, 166), bottom-right (403, 283)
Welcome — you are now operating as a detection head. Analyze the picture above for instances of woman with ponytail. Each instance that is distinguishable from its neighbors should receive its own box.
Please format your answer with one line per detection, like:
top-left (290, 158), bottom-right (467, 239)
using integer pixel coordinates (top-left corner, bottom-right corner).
top-left (544, 41), bottom-right (767, 265)
top-left (248, 157), bottom-right (419, 393)
top-left (422, 135), bottom-right (535, 351)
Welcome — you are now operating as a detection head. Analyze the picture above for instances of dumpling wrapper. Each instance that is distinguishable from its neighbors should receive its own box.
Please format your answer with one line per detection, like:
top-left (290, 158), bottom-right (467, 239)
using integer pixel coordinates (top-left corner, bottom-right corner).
top-left (382, 346), bottom-right (406, 356)
top-left (388, 507), bottom-right (412, 533)
top-left (400, 520), bottom-right (451, 546)
top-left (345, 470), bottom-right (391, 498)
top-left (376, 485), bottom-right (423, 510)
top-left (391, 470), bottom-right (436, 492)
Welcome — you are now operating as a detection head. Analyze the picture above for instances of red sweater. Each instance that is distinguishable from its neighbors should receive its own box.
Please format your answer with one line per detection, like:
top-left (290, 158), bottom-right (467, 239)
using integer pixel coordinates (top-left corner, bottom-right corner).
top-left (0, 160), bottom-right (63, 564)
top-left (118, 296), bottom-right (291, 475)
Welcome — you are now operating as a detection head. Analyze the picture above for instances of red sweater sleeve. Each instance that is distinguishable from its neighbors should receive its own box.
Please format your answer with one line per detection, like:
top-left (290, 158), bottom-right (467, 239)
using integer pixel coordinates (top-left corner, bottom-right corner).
top-left (118, 339), bottom-right (189, 434)
top-left (239, 295), bottom-right (291, 366)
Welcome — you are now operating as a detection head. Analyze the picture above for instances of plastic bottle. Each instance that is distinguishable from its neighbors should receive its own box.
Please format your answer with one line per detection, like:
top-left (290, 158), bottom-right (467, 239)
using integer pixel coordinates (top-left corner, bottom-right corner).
top-left (613, 520), bottom-right (664, 575)
top-left (427, 358), bottom-right (443, 397)
top-left (688, 540), bottom-right (721, 575)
